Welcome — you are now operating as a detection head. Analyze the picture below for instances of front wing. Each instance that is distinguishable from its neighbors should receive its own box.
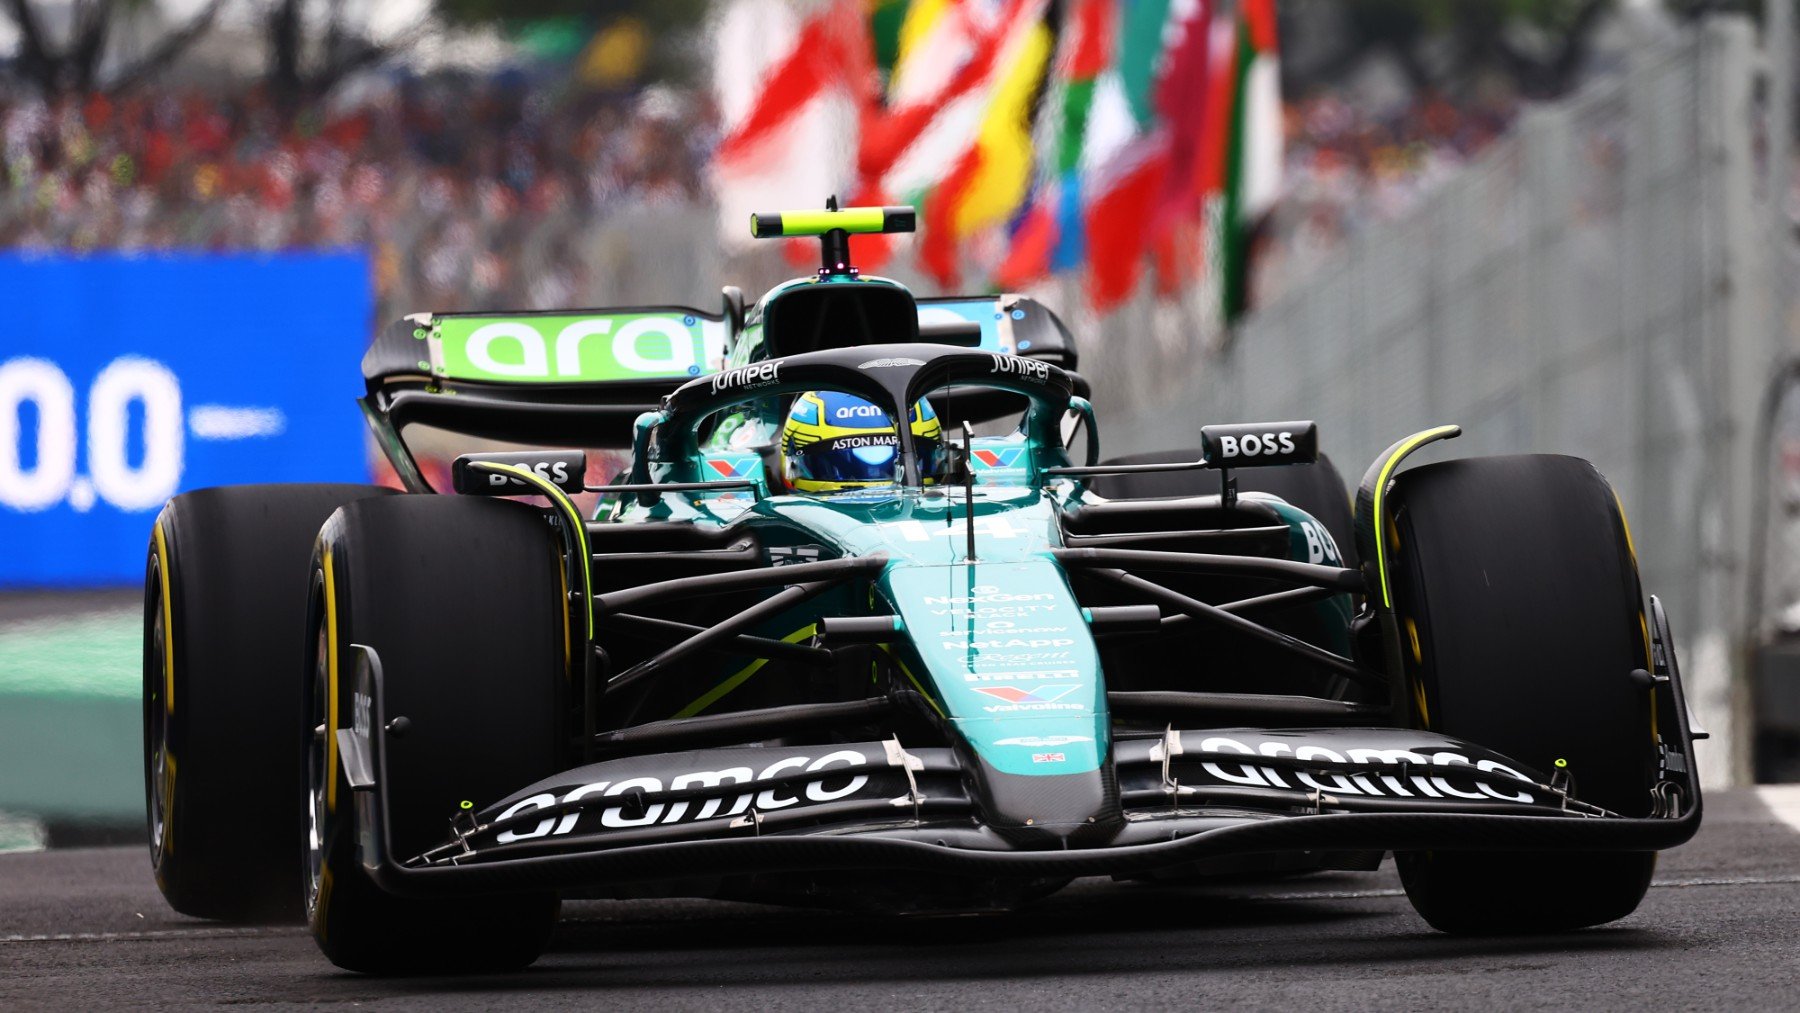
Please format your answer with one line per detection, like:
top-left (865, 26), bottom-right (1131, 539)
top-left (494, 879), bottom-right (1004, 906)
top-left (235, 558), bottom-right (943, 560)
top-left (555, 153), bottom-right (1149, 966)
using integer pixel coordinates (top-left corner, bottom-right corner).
top-left (338, 599), bottom-right (1703, 899)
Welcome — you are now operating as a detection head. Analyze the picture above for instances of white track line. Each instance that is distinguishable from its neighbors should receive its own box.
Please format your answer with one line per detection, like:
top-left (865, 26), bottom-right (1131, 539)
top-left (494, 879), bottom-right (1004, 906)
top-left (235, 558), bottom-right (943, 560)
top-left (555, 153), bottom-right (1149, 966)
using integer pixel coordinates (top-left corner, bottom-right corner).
top-left (0, 927), bottom-right (302, 944)
top-left (1756, 785), bottom-right (1800, 836)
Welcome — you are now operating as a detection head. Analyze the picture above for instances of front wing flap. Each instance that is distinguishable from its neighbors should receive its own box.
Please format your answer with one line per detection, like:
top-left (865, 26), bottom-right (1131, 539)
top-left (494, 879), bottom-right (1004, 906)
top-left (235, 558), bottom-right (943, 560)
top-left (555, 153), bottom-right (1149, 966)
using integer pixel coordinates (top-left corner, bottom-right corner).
top-left (339, 597), bottom-right (1701, 898)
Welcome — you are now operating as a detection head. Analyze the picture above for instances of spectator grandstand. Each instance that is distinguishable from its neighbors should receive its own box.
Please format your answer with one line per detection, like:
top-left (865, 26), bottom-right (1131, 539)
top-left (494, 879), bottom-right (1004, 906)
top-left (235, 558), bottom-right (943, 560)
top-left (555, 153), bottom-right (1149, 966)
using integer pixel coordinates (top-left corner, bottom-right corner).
top-left (0, 78), bottom-right (719, 320)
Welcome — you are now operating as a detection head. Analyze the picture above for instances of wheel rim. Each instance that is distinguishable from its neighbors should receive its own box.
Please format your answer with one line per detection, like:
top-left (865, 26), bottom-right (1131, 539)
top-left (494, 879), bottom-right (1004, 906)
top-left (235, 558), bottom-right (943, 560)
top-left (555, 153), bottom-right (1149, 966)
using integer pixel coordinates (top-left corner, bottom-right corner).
top-left (145, 556), bottom-right (170, 868)
top-left (304, 597), bottom-right (329, 918)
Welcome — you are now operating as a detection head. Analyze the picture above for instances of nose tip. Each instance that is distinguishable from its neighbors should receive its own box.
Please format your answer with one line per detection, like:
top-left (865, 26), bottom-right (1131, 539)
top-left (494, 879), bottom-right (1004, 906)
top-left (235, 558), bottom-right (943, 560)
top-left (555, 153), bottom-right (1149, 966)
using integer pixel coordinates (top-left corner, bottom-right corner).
top-left (975, 764), bottom-right (1124, 849)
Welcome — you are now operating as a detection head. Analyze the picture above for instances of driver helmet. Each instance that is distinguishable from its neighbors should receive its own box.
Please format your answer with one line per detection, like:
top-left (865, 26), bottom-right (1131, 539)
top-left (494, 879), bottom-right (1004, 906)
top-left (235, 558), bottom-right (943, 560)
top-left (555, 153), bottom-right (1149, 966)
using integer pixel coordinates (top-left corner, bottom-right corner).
top-left (781, 391), bottom-right (944, 494)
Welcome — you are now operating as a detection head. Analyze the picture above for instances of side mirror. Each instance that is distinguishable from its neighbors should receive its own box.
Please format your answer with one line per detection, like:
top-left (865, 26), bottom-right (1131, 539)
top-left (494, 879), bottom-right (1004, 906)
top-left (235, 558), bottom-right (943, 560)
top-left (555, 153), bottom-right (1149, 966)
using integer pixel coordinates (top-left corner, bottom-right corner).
top-left (451, 450), bottom-right (587, 495)
top-left (1199, 421), bottom-right (1318, 468)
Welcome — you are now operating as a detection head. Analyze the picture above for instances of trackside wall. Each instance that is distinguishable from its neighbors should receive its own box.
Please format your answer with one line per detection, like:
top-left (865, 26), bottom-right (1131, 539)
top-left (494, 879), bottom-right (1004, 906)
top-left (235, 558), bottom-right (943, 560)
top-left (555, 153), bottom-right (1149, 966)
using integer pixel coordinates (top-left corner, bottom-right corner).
top-left (1092, 18), bottom-right (1790, 788)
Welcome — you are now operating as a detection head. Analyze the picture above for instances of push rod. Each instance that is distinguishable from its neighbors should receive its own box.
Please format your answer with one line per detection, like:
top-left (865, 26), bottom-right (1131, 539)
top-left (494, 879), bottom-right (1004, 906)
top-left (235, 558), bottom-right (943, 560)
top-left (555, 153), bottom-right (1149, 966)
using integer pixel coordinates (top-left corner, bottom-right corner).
top-left (606, 612), bottom-right (833, 666)
top-left (595, 554), bottom-right (885, 614)
top-left (1052, 547), bottom-right (1364, 592)
top-left (605, 581), bottom-right (836, 694)
top-left (1087, 568), bottom-right (1385, 689)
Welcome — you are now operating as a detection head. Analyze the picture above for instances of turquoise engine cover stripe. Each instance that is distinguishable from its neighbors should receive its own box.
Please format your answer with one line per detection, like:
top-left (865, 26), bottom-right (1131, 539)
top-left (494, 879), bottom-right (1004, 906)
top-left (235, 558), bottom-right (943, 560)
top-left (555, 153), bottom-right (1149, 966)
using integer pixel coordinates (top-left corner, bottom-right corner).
top-left (883, 560), bottom-right (1108, 777)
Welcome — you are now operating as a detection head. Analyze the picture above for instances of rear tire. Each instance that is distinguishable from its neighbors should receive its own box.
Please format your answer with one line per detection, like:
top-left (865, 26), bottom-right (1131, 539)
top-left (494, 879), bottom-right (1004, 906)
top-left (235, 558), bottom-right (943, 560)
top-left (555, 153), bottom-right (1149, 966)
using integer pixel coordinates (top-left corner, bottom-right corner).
top-left (305, 495), bottom-right (567, 974)
top-left (1387, 454), bottom-right (1657, 933)
top-left (144, 483), bottom-right (393, 922)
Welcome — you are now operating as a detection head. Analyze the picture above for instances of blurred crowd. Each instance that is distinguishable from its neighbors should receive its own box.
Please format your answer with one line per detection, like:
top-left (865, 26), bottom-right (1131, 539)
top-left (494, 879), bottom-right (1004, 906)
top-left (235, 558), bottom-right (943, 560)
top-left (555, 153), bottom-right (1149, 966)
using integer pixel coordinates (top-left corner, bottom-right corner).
top-left (0, 79), bottom-right (718, 316)
top-left (0, 73), bottom-right (1536, 316)
top-left (1254, 90), bottom-right (1521, 300)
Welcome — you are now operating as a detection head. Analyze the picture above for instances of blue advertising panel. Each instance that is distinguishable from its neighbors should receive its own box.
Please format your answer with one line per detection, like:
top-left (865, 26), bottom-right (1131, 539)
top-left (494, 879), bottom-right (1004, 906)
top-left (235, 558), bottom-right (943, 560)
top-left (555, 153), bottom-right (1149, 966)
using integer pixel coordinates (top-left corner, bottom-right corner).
top-left (0, 253), bottom-right (372, 586)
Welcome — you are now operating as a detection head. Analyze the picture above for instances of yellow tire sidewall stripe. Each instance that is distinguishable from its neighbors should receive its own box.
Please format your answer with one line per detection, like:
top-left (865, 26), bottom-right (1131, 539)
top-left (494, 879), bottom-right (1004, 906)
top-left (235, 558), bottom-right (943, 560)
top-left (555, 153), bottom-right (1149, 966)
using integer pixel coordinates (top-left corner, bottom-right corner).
top-left (472, 462), bottom-right (593, 640)
top-left (151, 520), bottom-right (177, 857)
top-left (152, 522), bottom-right (175, 714)
top-left (323, 546), bottom-right (340, 813)
top-left (673, 625), bottom-right (818, 719)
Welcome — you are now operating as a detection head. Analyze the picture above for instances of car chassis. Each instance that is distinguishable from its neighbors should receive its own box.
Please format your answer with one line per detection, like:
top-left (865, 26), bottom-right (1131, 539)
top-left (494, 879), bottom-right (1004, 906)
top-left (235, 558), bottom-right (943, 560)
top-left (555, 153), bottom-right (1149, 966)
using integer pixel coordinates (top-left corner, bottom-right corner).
top-left (338, 336), bottom-right (1704, 903)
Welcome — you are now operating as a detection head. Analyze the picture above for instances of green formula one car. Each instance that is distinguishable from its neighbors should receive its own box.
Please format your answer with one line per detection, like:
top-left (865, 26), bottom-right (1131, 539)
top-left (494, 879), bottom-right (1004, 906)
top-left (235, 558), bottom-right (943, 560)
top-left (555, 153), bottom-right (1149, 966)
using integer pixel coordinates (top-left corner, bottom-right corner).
top-left (143, 204), bottom-right (1702, 974)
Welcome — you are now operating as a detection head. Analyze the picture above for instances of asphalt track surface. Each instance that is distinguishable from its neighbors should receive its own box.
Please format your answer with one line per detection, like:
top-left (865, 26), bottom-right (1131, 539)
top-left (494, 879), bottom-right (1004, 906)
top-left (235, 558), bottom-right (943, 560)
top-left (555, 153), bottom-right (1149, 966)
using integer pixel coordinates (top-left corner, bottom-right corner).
top-left (0, 789), bottom-right (1795, 1009)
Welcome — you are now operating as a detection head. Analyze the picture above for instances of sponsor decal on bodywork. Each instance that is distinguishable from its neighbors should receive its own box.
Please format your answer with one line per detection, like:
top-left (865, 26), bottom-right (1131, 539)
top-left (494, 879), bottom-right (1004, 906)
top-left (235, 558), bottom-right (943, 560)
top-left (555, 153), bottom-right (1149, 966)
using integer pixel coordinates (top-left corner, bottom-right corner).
top-left (972, 447), bottom-right (1026, 469)
top-left (884, 561), bottom-right (1107, 776)
top-left (434, 312), bottom-right (725, 382)
top-left (491, 748), bottom-right (877, 843)
top-left (1198, 421), bottom-right (1319, 468)
top-left (706, 457), bottom-right (757, 479)
top-left (989, 353), bottom-right (1051, 382)
top-left (972, 684), bottom-right (1079, 705)
top-left (994, 735), bottom-right (1094, 747)
top-left (966, 669), bottom-right (1082, 683)
top-left (709, 361), bottom-right (781, 395)
top-left (971, 684), bottom-right (1084, 713)
top-left (1147, 732), bottom-right (1539, 804)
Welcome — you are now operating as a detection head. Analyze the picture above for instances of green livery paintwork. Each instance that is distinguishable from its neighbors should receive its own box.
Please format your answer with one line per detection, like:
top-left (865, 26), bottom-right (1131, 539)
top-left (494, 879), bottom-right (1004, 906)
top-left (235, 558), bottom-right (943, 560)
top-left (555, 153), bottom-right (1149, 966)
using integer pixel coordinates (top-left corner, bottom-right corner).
top-left (599, 336), bottom-right (1351, 780)
top-left (611, 481), bottom-right (1355, 779)
top-left (431, 312), bottom-right (728, 383)
top-left (883, 561), bottom-right (1107, 776)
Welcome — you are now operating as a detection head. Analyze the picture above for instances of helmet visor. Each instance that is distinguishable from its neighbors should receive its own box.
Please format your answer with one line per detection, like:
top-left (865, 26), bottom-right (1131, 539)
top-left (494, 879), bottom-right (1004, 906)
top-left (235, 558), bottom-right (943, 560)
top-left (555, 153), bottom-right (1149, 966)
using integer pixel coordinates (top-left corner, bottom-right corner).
top-left (791, 436), bottom-right (902, 484)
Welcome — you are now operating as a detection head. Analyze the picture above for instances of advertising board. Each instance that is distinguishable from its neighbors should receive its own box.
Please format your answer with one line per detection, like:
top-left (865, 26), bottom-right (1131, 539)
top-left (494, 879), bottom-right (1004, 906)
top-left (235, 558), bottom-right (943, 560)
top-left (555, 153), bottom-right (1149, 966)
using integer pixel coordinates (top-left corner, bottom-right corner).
top-left (0, 253), bottom-right (372, 585)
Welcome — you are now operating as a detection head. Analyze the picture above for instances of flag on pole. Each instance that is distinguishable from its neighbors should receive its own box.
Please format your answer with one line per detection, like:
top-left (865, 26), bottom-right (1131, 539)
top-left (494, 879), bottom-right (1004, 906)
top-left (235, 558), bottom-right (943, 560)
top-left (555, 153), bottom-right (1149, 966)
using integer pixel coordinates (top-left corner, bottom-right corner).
top-left (709, 0), bottom-right (1283, 325)
top-left (1217, 0), bottom-right (1281, 321)
top-left (869, 0), bottom-right (1051, 287)
top-left (711, 0), bottom-right (874, 249)
top-left (994, 0), bottom-right (1114, 289)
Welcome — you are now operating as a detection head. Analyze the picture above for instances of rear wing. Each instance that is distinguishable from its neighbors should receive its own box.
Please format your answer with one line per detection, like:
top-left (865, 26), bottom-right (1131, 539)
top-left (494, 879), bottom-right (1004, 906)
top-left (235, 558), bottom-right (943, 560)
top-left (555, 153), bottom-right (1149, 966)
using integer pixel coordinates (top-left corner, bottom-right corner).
top-left (915, 294), bottom-right (1077, 371)
top-left (360, 304), bottom-right (733, 451)
top-left (358, 292), bottom-right (1080, 489)
top-left (363, 304), bottom-right (732, 396)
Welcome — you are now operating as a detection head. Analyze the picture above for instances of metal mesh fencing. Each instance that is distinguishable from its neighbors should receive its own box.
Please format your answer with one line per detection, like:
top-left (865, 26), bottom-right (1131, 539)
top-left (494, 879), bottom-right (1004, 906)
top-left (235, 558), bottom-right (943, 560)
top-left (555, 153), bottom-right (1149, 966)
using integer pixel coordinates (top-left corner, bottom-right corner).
top-left (1092, 20), bottom-right (1784, 786)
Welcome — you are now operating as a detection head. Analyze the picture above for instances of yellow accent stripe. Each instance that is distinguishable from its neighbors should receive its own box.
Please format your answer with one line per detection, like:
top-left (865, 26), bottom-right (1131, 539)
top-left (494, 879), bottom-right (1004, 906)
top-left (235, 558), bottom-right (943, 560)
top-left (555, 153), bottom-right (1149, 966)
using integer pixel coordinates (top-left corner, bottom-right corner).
top-left (883, 647), bottom-right (945, 718)
top-left (672, 625), bottom-right (818, 719)
top-left (1613, 490), bottom-right (1641, 569)
top-left (152, 522), bottom-right (175, 714)
top-left (762, 208), bottom-right (887, 236)
top-left (472, 463), bottom-right (593, 640)
top-left (1372, 426), bottom-right (1462, 607)
top-left (151, 520), bottom-right (176, 854)
top-left (1412, 677), bottom-right (1432, 729)
top-left (323, 547), bottom-right (340, 812)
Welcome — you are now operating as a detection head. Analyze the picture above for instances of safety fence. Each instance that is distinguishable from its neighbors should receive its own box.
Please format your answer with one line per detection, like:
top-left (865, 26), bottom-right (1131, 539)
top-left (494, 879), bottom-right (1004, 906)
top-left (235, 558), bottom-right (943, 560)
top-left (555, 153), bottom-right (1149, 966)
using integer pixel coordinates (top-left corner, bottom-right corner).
top-left (1092, 18), bottom-right (1793, 787)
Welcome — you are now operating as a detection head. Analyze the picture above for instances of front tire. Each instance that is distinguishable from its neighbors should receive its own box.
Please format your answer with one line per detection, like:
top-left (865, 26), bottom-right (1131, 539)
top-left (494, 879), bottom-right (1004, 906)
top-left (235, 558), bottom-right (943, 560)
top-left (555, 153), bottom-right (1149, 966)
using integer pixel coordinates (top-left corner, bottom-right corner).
top-left (305, 495), bottom-right (567, 974)
top-left (145, 483), bottom-right (393, 922)
top-left (1387, 454), bottom-right (1658, 933)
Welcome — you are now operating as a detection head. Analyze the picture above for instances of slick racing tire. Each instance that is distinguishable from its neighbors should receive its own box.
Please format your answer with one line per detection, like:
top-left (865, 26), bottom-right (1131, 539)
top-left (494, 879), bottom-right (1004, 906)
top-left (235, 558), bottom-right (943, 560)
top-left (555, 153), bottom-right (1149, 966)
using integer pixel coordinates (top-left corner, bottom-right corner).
top-left (1091, 449), bottom-right (1357, 568)
top-left (306, 495), bottom-right (565, 974)
top-left (1387, 454), bottom-right (1657, 934)
top-left (145, 483), bottom-right (394, 923)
